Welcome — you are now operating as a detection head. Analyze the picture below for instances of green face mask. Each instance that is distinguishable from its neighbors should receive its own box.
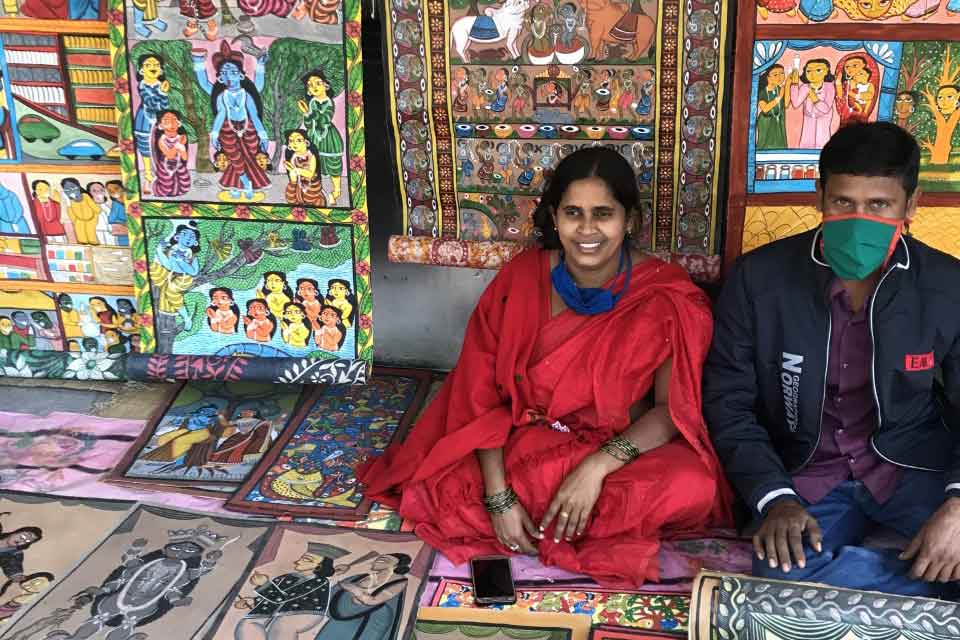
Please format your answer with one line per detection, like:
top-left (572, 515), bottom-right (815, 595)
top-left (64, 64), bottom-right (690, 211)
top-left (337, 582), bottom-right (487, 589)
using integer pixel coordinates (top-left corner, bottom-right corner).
top-left (821, 214), bottom-right (903, 281)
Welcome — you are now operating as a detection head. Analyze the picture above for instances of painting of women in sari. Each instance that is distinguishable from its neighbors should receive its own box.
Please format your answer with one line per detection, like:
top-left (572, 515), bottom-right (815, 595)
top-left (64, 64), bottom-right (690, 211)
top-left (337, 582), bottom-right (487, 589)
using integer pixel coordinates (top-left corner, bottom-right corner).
top-left (789, 58), bottom-right (835, 148)
top-left (209, 405), bottom-right (276, 464)
top-left (299, 69), bottom-right (344, 205)
top-left (834, 53), bottom-right (880, 127)
top-left (149, 222), bottom-right (200, 353)
top-left (134, 54), bottom-right (170, 195)
top-left (756, 64), bottom-right (789, 149)
top-left (88, 297), bottom-right (121, 338)
top-left (194, 42), bottom-right (270, 203)
top-left (284, 129), bottom-right (326, 206)
top-left (152, 110), bottom-right (192, 198)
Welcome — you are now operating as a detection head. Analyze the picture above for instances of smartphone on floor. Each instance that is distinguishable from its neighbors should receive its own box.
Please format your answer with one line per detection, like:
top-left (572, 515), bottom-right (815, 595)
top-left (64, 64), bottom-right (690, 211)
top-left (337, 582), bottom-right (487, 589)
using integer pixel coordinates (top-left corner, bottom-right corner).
top-left (470, 555), bottom-right (517, 606)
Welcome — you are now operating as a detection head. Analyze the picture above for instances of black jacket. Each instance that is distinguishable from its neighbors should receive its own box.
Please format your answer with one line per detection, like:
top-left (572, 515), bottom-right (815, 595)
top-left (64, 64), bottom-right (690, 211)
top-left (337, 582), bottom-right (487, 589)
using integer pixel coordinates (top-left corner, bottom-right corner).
top-left (704, 230), bottom-right (960, 515)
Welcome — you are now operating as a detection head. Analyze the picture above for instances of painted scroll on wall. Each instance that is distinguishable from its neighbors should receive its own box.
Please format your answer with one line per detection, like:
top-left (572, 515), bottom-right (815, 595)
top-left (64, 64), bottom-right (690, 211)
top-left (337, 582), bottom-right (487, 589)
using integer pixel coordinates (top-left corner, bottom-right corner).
top-left (383, 0), bottom-right (731, 281)
top-left (724, 1), bottom-right (960, 270)
top-left (109, 0), bottom-right (373, 383)
top-left (0, 6), bottom-right (136, 379)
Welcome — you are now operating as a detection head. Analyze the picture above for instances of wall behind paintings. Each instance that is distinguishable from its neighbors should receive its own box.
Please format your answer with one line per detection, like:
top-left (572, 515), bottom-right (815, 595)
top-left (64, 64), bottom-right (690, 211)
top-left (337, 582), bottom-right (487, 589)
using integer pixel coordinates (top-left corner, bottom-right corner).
top-left (362, 19), bottom-right (493, 370)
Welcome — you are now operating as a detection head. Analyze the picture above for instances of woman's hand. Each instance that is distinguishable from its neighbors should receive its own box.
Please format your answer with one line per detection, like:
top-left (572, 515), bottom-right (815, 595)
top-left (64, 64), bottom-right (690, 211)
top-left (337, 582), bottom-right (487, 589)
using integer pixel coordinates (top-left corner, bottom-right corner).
top-left (540, 453), bottom-right (612, 542)
top-left (491, 501), bottom-right (541, 555)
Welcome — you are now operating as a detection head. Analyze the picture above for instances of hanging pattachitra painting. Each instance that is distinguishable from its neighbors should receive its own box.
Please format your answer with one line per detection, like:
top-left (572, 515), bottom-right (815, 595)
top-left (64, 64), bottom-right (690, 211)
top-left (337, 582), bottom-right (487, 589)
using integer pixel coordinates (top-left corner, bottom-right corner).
top-left (0, 7), bottom-right (137, 379)
top-left (108, 0), bottom-right (373, 384)
top-left (382, 0), bottom-right (731, 281)
top-left (723, 1), bottom-right (960, 272)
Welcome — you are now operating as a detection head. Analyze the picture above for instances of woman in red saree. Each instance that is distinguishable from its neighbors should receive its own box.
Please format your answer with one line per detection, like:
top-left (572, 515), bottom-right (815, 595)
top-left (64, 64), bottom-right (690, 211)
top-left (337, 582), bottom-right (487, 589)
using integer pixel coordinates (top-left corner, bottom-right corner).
top-left (359, 148), bottom-right (731, 587)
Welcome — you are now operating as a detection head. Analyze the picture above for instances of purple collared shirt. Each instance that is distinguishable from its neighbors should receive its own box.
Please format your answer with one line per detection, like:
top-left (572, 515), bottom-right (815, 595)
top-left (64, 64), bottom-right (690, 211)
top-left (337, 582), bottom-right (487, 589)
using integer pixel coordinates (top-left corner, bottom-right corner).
top-left (792, 280), bottom-right (902, 506)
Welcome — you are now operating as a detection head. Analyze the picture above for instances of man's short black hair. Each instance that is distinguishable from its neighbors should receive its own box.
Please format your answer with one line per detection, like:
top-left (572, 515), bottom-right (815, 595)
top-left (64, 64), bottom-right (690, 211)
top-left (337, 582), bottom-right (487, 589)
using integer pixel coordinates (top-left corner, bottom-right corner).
top-left (819, 122), bottom-right (920, 198)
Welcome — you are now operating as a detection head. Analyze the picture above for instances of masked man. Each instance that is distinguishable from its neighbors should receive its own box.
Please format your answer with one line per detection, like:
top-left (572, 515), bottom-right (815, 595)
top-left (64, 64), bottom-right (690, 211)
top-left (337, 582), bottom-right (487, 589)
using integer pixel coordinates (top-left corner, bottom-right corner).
top-left (705, 122), bottom-right (960, 598)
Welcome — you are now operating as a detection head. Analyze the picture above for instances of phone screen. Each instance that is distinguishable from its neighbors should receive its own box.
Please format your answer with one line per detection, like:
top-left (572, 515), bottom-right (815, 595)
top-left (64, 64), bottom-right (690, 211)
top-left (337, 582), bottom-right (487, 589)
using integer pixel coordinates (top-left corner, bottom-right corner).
top-left (471, 557), bottom-right (515, 601)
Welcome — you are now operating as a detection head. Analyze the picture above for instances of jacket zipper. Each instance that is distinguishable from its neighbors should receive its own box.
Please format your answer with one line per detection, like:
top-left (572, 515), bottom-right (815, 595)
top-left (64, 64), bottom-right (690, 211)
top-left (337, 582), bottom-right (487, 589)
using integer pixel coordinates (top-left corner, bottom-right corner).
top-left (868, 265), bottom-right (938, 471)
top-left (793, 313), bottom-right (831, 473)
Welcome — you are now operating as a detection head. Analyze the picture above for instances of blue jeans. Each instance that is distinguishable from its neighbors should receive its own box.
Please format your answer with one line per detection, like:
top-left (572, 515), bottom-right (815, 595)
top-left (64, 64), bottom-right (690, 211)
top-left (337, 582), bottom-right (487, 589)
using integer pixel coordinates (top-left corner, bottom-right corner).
top-left (752, 470), bottom-right (948, 597)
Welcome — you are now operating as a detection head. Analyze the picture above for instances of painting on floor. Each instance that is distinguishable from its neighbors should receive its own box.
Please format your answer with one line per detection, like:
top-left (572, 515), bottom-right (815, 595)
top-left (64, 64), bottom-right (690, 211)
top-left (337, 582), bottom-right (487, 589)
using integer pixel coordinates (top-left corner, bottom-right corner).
top-left (205, 525), bottom-right (432, 640)
top-left (226, 369), bottom-right (431, 519)
top-left (414, 607), bottom-right (592, 640)
top-left (0, 415), bottom-right (141, 494)
top-left (689, 571), bottom-right (960, 640)
top-left (723, 1), bottom-right (960, 271)
top-left (110, 0), bottom-right (372, 383)
top-left (109, 380), bottom-right (308, 495)
top-left (588, 626), bottom-right (680, 639)
top-left (0, 11), bottom-right (134, 378)
top-left (383, 0), bottom-right (732, 280)
top-left (1, 505), bottom-right (271, 640)
top-left (429, 578), bottom-right (690, 634)
top-left (0, 491), bottom-right (132, 628)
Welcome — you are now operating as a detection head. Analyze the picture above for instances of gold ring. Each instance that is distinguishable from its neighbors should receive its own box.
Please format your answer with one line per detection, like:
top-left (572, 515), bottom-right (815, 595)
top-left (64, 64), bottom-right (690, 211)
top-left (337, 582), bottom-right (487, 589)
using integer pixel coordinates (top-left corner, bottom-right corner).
top-left (560, 511), bottom-right (569, 518)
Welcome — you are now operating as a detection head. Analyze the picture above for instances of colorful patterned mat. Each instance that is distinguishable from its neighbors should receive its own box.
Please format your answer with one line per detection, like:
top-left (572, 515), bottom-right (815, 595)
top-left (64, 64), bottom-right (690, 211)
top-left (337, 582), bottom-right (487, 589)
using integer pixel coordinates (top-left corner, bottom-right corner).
top-left (427, 578), bottom-right (689, 635)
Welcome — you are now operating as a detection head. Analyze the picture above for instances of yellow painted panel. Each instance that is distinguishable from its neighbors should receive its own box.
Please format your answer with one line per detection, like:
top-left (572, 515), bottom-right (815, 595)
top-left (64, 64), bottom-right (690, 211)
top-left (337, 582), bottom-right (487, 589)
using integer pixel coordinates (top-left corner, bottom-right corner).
top-left (910, 208), bottom-right (960, 259)
top-left (0, 290), bottom-right (55, 310)
top-left (742, 206), bottom-right (960, 260)
top-left (741, 206), bottom-right (820, 254)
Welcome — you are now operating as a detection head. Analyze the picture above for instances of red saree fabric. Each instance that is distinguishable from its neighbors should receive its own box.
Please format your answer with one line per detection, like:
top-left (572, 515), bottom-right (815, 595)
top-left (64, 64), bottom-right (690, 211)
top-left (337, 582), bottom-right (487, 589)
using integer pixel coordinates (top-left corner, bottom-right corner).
top-left (358, 248), bottom-right (731, 587)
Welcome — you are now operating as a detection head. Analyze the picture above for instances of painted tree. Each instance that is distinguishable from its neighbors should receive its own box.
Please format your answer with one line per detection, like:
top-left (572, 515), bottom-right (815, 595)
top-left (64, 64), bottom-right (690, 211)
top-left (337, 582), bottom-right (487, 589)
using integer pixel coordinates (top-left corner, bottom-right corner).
top-left (913, 43), bottom-right (960, 166)
top-left (131, 40), bottom-right (216, 172)
top-left (896, 46), bottom-right (930, 135)
top-left (262, 39), bottom-right (346, 170)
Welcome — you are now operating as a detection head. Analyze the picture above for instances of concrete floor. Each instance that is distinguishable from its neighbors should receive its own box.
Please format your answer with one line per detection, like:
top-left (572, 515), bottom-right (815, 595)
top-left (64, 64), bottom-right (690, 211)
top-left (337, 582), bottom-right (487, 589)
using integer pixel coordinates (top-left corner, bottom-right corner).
top-left (0, 378), bottom-right (176, 420)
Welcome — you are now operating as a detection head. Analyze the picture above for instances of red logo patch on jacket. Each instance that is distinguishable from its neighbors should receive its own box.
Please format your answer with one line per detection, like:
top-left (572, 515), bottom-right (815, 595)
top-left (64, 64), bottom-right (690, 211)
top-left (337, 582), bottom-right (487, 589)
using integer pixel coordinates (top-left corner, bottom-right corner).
top-left (904, 352), bottom-right (935, 372)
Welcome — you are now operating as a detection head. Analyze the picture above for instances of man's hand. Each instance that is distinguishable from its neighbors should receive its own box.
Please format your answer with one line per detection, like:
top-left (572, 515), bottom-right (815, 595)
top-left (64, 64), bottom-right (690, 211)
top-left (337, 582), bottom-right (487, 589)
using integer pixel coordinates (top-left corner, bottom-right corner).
top-left (900, 497), bottom-right (960, 582)
top-left (753, 499), bottom-right (823, 572)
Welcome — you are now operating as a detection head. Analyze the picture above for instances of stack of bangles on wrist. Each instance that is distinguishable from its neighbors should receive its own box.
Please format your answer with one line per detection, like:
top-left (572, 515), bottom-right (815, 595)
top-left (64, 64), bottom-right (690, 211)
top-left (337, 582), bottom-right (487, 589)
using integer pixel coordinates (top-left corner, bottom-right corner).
top-left (600, 435), bottom-right (641, 462)
top-left (483, 487), bottom-right (519, 514)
